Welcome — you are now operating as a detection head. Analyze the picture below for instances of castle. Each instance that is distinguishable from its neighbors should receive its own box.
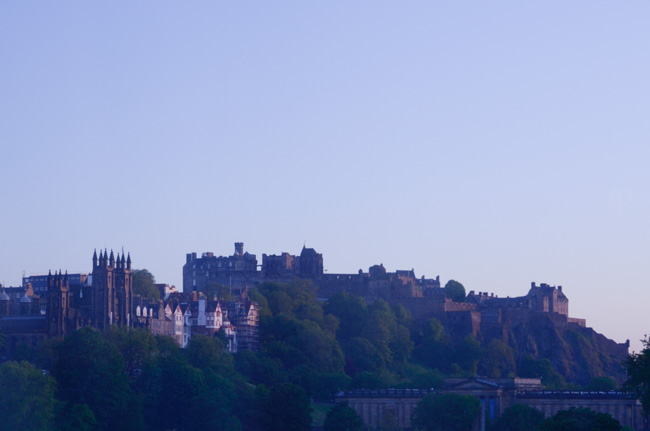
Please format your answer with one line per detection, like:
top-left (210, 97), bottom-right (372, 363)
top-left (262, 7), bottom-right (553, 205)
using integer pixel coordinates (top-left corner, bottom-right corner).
top-left (184, 243), bottom-right (598, 334)
top-left (183, 242), bottom-right (630, 381)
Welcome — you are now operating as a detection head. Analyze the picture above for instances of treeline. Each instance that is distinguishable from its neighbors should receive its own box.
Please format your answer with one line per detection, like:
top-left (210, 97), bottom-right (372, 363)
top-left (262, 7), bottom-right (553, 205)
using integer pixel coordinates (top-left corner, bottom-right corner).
top-left (245, 280), bottom-right (615, 393)
top-left (0, 279), bottom-right (620, 430)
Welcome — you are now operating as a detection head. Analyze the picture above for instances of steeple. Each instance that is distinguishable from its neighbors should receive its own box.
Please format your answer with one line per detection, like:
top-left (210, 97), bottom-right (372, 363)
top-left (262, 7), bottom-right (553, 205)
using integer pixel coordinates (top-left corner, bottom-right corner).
top-left (93, 249), bottom-right (98, 267)
top-left (109, 250), bottom-right (115, 267)
top-left (127, 253), bottom-right (131, 269)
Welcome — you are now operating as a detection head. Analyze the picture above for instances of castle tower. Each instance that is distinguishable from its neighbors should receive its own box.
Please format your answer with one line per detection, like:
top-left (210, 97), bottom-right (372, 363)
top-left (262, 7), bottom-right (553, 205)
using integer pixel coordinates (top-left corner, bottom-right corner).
top-left (299, 246), bottom-right (324, 278)
top-left (235, 242), bottom-right (244, 257)
top-left (47, 270), bottom-right (70, 337)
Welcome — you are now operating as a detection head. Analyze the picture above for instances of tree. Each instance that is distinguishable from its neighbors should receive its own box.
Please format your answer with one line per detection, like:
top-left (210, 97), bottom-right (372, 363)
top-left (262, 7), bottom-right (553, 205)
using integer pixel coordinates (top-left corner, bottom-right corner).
top-left (0, 361), bottom-right (57, 431)
top-left (478, 339), bottom-right (516, 378)
top-left (52, 327), bottom-right (142, 431)
top-left (624, 336), bottom-right (650, 412)
top-left (538, 407), bottom-right (621, 431)
top-left (444, 280), bottom-right (466, 302)
top-left (412, 393), bottom-right (479, 431)
top-left (186, 334), bottom-right (235, 376)
top-left (344, 337), bottom-right (385, 374)
top-left (518, 355), bottom-right (567, 390)
top-left (323, 404), bottom-right (365, 431)
top-left (414, 318), bottom-right (453, 371)
top-left (586, 376), bottom-right (617, 391)
top-left (490, 404), bottom-right (544, 431)
top-left (132, 268), bottom-right (160, 299)
top-left (57, 404), bottom-right (97, 431)
top-left (264, 383), bottom-right (313, 431)
top-left (454, 334), bottom-right (481, 375)
top-left (323, 291), bottom-right (369, 341)
top-left (105, 326), bottom-right (158, 379)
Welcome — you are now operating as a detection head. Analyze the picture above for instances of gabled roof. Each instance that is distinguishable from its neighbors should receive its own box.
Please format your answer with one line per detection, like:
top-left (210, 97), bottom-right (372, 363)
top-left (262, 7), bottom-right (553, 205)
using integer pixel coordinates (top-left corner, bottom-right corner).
top-left (445, 377), bottom-right (501, 390)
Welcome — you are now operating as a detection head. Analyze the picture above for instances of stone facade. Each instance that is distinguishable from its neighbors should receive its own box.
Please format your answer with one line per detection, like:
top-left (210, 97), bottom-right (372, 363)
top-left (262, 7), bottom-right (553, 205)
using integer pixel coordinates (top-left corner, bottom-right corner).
top-left (0, 249), bottom-right (135, 357)
top-left (337, 378), bottom-right (648, 431)
top-left (133, 291), bottom-right (258, 351)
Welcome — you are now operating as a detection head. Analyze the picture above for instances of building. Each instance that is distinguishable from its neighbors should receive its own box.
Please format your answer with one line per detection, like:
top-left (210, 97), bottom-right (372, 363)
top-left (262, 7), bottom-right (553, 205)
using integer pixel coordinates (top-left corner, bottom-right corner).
top-left (23, 273), bottom-right (89, 297)
top-left (337, 378), bottom-right (648, 431)
top-left (133, 290), bottom-right (257, 352)
top-left (183, 242), bottom-right (440, 301)
top-left (0, 249), bottom-right (133, 358)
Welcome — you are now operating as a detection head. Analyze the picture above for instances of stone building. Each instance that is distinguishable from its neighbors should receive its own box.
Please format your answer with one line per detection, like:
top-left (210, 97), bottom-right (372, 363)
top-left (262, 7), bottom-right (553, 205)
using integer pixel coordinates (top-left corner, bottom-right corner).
top-left (133, 290), bottom-right (257, 352)
top-left (183, 242), bottom-right (260, 295)
top-left (183, 243), bottom-right (440, 301)
top-left (337, 378), bottom-right (648, 431)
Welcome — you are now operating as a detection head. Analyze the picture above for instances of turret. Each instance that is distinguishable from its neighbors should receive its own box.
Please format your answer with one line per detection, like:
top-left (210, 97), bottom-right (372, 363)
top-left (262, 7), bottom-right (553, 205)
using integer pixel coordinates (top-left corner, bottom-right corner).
top-left (127, 253), bottom-right (131, 269)
top-left (109, 250), bottom-right (115, 267)
top-left (93, 249), bottom-right (98, 267)
top-left (20, 289), bottom-right (32, 315)
top-left (0, 287), bottom-right (9, 316)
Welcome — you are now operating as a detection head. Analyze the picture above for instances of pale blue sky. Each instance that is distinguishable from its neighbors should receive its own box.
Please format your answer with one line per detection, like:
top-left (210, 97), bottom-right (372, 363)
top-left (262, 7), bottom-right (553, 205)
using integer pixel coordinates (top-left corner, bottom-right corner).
top-left (1, 2), bottom-right (649, 351)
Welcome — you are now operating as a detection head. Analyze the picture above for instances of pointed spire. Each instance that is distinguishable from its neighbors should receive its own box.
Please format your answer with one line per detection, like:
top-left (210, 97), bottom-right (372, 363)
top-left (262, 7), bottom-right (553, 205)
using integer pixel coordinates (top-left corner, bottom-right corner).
top-left (93, 249), bottom-right (98, 266)
top-left (127, 253), bottom-right (131, 269)
top-left (109, 250), bottom-right (115, 267)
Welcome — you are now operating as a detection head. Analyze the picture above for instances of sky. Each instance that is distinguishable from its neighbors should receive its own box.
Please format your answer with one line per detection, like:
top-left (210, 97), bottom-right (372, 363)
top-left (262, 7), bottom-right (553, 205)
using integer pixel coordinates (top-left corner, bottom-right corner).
top-left (1, 2), bottom-right (649, 352)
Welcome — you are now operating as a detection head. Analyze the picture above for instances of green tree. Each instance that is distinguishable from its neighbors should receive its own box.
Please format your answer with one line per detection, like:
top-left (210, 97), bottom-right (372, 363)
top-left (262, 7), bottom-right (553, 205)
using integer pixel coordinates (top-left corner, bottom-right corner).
top-left (518, 356), bottom-right (567, 390)
top-left (412, 393), bottom-right (479, 431)
top-left (52, 327), bottom-right (142, 431)
top-left (344, 337), bottom-right (385, 374)
top-left (323, 404), bottom-right (365, 431)
top-left (186, 334), bottom-right (235, 376)
top-left (444, 279), bottom-right (466, 302)
top-left (264, 383), bottom-right (313, 431)
top-left (105, 326), bottom-right (158, 379)
top-left (624, 336), bottom-right (650, 412)
top-left (323, 291), bottom-right (369, 341)
top-left (132, 268), bottom-right (160, 299)
top-left (489, 404), bottom-right (544, 431)
top-left (478, 339), bottom-right (516, 378)
top-left (414, 318), bottom-right (453, 371)
top-left (538, 407), bottom-right (621, 431)
top-left (0, 361), bottom-right (56, 431)
top-left (57, 404), bottom-right (97, 431)
top-left (455, 334), bottom-right (481, 375)
top-left (586, 376), bottom-right (617, 391)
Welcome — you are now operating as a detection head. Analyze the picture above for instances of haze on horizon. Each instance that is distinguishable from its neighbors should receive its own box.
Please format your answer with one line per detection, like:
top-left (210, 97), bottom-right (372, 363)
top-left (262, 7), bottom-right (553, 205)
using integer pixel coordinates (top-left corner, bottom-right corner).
top-left (1, 2), bottom-right (648, 352)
